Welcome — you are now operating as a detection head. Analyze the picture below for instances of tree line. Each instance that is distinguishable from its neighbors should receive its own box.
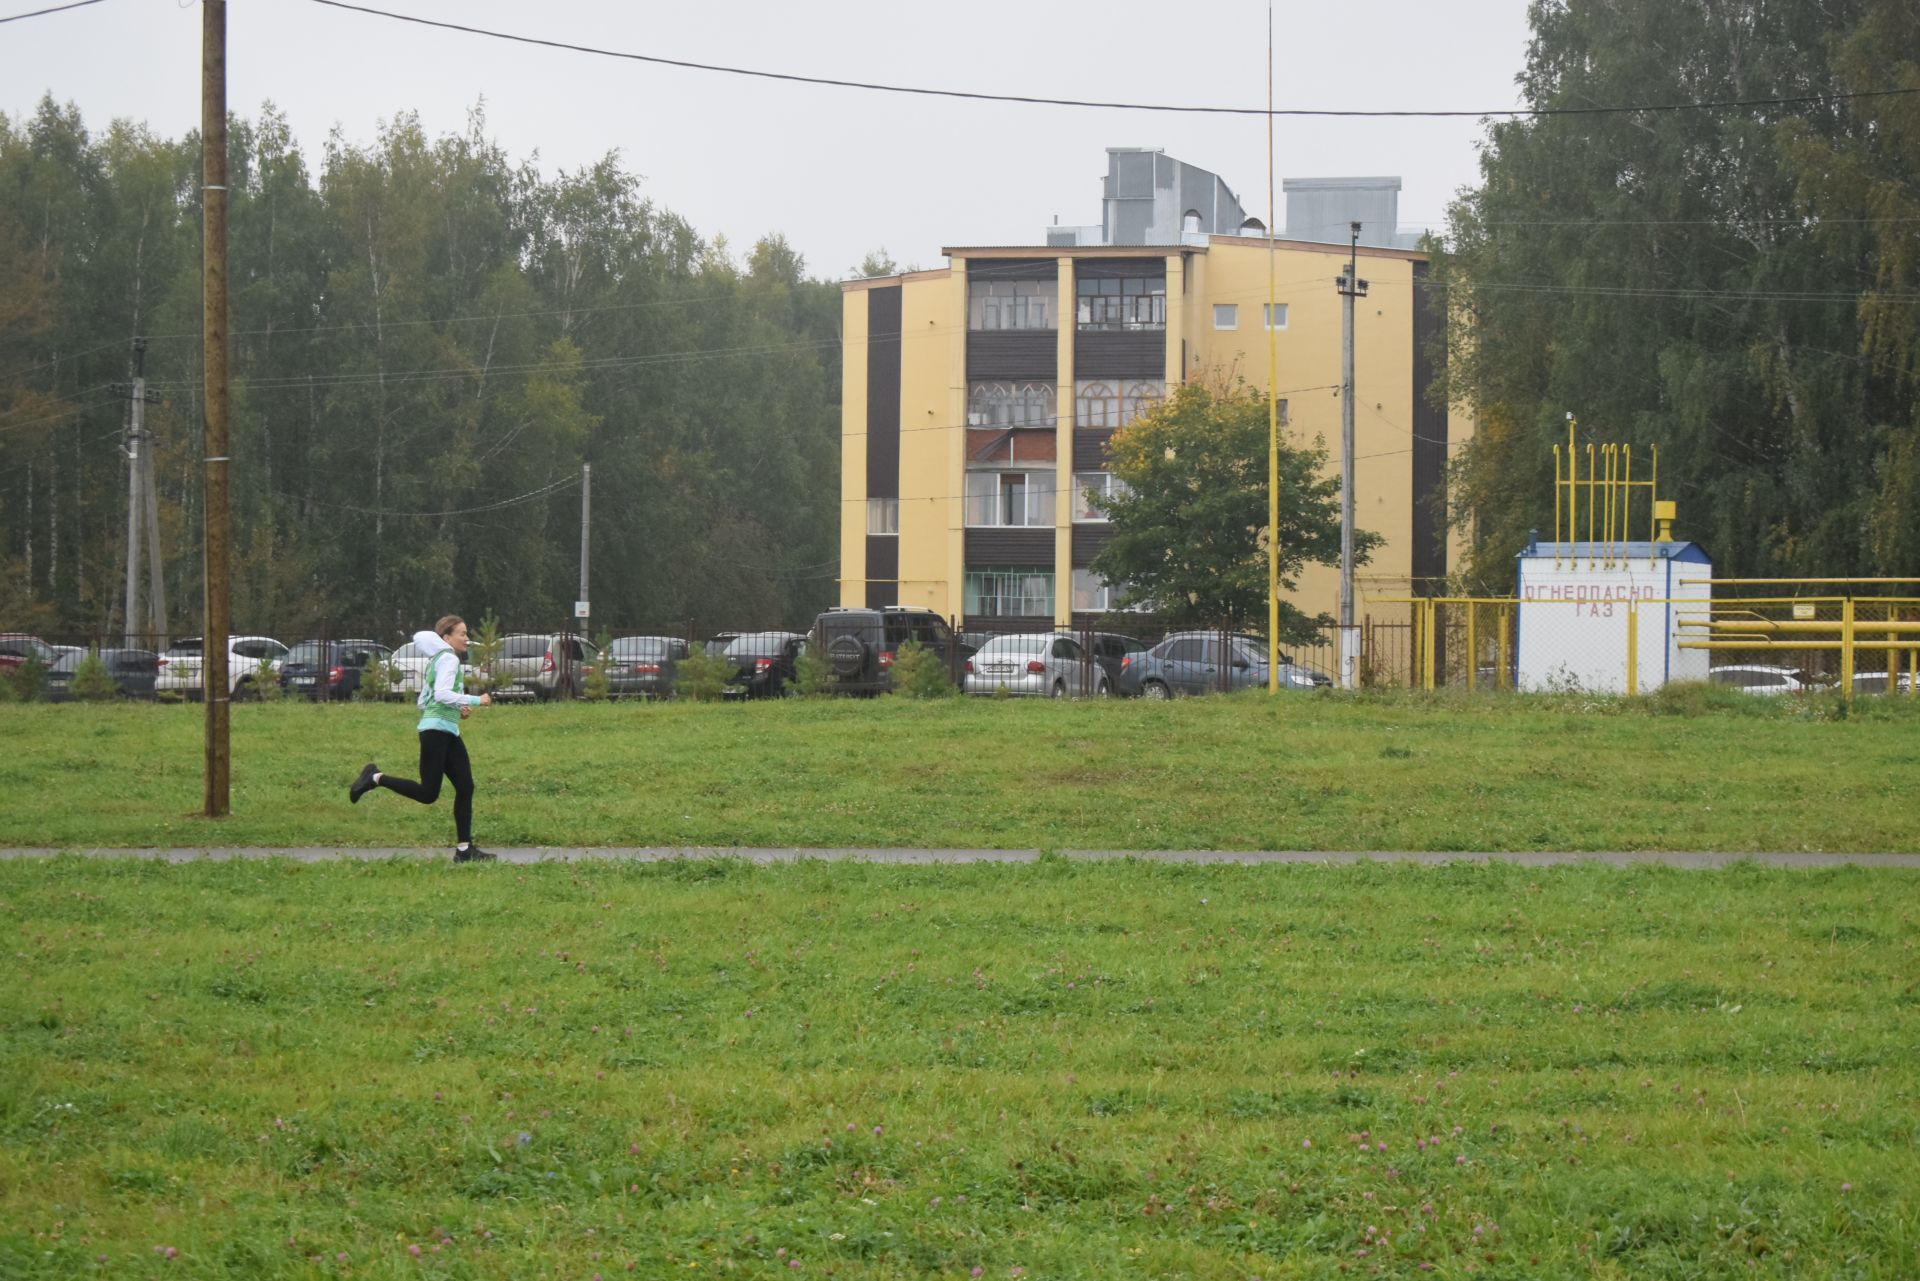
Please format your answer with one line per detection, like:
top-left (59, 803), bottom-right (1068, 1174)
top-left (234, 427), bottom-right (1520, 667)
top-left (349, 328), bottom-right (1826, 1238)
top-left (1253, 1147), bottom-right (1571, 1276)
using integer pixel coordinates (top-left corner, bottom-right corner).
top-left (0, 99), bottom-right (845, 640)
top-left (1435, 0), bottom-right (1920, 588)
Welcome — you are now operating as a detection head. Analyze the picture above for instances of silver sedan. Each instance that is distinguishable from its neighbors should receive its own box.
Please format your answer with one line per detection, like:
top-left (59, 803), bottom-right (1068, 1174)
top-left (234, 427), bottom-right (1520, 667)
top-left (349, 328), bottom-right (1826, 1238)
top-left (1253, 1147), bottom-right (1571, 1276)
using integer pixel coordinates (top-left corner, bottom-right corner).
top-left (963, 633), bottom-right (1109, 698)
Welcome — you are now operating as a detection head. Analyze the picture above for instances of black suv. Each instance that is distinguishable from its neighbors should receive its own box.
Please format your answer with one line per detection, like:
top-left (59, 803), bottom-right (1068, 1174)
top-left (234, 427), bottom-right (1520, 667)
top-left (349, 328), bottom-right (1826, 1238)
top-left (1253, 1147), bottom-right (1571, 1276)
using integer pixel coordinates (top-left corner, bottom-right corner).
top-left (810, 607), bottom-right (973, 696)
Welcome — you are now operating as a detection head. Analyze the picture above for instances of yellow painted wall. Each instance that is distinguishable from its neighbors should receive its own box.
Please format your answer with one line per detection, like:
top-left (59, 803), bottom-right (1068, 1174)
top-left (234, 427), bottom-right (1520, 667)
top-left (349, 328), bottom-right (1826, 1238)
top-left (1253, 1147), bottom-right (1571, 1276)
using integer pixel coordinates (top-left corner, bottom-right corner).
top-left (898, 268), bottom-right (965, 618)
top-left (838, 287), bottom-right (868, 607)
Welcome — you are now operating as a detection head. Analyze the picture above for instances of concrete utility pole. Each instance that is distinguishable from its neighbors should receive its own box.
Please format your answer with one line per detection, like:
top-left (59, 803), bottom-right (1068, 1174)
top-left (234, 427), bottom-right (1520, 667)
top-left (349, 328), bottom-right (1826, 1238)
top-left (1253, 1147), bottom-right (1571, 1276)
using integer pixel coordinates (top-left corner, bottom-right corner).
top-left (1335, 222), bottom-right (1369, 690)
top-left (201, 0), bottom-right (232, 817)
top-left (577, 460), bottom-right (592, 642)
top-left (117, 338), bottom-right (165, 649)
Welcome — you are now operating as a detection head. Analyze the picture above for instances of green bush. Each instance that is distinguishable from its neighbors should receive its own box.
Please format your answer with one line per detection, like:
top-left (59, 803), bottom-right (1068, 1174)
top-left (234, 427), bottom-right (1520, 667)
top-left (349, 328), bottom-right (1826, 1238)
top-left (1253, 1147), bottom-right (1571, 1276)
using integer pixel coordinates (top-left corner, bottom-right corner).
top-left (67, 652), bottom-right (119, 701)
top-left (355, 658), bottom-right (395, 702)
top-left (5, 655), bottom-right (47, 702)
top-left (791, 642), bottom-right (827, 697)
top-left (469, 613), bottom-right (508, 695)
top-left (251, 658), bottom-right (285, 702)
top-left (890, 638), bottom-right (957, 699)
top-left (583, 629), bottom-right (613, 702)
top-left (675, 644), bottom-right (730, 702)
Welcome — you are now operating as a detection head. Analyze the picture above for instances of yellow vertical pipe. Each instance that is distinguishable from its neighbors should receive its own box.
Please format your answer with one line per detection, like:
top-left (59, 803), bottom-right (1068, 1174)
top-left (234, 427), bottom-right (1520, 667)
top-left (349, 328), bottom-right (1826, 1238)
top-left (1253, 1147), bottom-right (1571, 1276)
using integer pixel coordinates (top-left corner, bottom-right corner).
top-left (1586, 443), bottom-right (1597, 567)
top-left (1552, 444), bottom-right (1562, 568)
top-left (1566, 419), bottom-right (1577, 569)
top-left (1623, 444), bottom-right (1633, 560)
top-left (1649, 444), bottom-right (1660, 567)
top-left (1425, 599), bottom-right (1438, 691)
top-left (1625, 597), bottom-right (1639, 697)
top-left (1466, 602), bottom-right (1478, 691)
top-left (1841, 596), bottom-right (1856, 703)
top-left (1499, 606), bottom-right (1511, 690)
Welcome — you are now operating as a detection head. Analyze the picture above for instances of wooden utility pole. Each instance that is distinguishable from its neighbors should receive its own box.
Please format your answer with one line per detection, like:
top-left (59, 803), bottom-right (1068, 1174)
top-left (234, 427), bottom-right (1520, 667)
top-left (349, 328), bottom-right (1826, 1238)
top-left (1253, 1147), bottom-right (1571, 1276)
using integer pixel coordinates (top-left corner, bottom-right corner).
top-left (201, 0), bottom-right (231, 816)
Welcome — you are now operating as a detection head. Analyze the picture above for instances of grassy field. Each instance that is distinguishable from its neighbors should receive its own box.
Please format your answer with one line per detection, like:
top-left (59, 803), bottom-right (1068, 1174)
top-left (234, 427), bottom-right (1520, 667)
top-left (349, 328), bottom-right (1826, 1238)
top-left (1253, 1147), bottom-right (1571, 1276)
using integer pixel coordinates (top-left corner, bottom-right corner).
top-left (1, 689), bottom-right (1917, 851)
top-left (1, 857), bottom-right (1915, 1279)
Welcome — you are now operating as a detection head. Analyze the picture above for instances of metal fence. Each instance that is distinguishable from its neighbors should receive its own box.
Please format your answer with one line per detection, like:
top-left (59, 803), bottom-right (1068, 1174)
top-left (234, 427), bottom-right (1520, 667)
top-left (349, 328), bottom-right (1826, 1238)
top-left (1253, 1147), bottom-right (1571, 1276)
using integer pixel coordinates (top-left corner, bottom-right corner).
top-left (11, 595), bottom-right (1914, 704)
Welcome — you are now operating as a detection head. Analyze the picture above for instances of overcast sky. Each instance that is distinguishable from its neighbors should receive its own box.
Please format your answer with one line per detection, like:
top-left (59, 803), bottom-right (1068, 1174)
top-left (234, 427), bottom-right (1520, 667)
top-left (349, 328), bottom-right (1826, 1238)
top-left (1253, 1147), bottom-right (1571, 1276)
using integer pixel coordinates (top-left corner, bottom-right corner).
top-left (3, 0), bottom-right (1535, 279)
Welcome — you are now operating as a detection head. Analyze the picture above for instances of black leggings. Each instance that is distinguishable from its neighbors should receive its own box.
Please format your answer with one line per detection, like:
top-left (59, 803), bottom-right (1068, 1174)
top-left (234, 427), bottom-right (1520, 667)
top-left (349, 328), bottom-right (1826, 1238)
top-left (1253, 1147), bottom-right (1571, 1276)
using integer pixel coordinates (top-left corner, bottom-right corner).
top-left (377, 730), bottom-right (475, 844)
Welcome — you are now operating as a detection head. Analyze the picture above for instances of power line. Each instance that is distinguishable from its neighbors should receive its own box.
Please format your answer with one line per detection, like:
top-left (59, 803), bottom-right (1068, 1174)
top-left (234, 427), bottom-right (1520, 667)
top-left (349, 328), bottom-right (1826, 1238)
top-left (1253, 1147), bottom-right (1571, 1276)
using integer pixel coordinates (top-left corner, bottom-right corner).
top-left (305, 0), bottom-right (1920, 121)
top-left (0, 0), bottom-right (103, 23)
top-left (272, 472), bottom-right (581, 519)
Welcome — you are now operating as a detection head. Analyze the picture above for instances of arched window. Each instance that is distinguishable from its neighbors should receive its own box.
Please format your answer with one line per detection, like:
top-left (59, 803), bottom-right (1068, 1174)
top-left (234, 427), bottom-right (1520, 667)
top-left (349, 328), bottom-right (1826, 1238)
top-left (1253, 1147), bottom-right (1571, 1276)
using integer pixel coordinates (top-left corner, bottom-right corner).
top-left (968, 382), bottom-right (1055, 428)
top-left (1076, 381), bottom-right (1118, 429)
top-left (1182, 209), bottom-right (1202, 234)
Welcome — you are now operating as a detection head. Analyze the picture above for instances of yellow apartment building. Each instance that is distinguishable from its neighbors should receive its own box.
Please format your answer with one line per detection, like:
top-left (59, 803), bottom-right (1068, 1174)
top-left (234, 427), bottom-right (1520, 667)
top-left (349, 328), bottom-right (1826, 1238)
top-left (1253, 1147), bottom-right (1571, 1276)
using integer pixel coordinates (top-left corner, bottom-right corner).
top-left (840, 150), bottom-right (1470, 633)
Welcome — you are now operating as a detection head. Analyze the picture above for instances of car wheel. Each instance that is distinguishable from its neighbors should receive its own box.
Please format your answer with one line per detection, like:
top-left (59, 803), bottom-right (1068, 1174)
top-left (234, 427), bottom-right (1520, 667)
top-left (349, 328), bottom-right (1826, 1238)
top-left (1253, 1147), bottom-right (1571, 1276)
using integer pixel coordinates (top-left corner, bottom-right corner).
top-left (232, 677), bottom-right (257, 702)
top-left (1096, 679), bottom-right (1111, 697)
top-left (1142, 680), bottom-right (1171, 700)
top-left (1050, 680), bottom-right (1066, 699)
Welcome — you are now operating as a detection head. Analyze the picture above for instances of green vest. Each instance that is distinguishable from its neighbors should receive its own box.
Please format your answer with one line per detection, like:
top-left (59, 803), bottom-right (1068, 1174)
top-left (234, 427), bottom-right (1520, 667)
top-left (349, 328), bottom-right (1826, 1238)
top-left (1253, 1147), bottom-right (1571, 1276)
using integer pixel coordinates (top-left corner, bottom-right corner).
top-left (417, 650), bottom-right (465, 736)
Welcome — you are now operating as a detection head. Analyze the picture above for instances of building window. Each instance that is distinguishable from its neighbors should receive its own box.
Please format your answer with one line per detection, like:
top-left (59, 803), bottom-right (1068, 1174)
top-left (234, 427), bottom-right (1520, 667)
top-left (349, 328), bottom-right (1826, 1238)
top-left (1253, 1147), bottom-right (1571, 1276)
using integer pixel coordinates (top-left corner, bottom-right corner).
top-left (1076, 276), bottom-right (1166, 331)
top-left (1071, 568), bottom-right (1146, 612)
top-left (969, 280), bottom-right (1055, 331)
top-left (968, 381), bottom-right (1056, 428)
top-left (966, 568), bottom-right (1055, 617)
top-left (965, 470), bottom-right (1056, 528)
top-left (1213, 304), bottom-right (1238, 330)
top-left (1075, 379), bottom-right (1164, 429)
top-left (867, 497), bottom-right (899, 535)
top-left (1073, 471), bottom-right (1128, 522)
top-left (1263, 303), bottom-right (1289, 330)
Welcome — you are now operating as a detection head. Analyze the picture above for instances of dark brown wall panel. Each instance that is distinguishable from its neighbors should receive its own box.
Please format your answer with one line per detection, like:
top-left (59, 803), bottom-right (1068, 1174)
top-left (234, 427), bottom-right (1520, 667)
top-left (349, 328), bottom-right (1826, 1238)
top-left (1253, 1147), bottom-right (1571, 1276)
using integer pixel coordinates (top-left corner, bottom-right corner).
top-left (1410, 261), bottom-right (1447, 592)
top-left (864, 535), bottom-right (898, 609)
top-left (865, 286), bottom-right (901, 502)
top-left (967, 331), bottom-right (1058, 382)
top-left (1073, 429), bottom-right (1115, 471)
top-left (965, 528), bottom-right (1055, 565)
top-left (1074, 330), bottom-right (1164, 379)
top-left (1069, 524), bottom-right (1112, 568)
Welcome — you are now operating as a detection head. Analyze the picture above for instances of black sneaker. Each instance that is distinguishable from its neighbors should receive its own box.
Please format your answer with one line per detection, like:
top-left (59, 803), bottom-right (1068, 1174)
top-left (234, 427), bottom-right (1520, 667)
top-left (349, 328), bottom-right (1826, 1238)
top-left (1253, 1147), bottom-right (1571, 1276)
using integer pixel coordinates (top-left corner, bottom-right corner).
top-left (349, 762), bottom-right (380, 804)
top-left (453, 845), bottom-right (496, 863)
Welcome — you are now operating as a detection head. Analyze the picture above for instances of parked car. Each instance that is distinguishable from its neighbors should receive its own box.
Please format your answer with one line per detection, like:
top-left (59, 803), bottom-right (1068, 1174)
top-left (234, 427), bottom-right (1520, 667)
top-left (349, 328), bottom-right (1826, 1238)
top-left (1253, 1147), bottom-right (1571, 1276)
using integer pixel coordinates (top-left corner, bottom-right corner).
top-left (46, 647), bottom-right (161, 701)
top-left (1850, 670), bottom-right (1913, 697)
top-left (601, 635), bottom-right (692, 698)
top-left (1085, 632), bottom-right (1150, 691)
top-left (701, 631), bottom-right (745, 660)
top-left (0, 633), bottom-right (56, 674)
top-left (495, 633), bottom-right (599, 700)
top-left (156, 635), bottom-right (290, 700)
top-left (280, 639), bottom-right (394, 701)
top-left (1116, 632), bottom-right (1317, 698)
top-left (721, 632), bottom-right (808, 699)
top-left (811, 607), bottom-right (973, 696)
top-left (1707, 664), bottom-right (1809, 695)
top-left (389, 640), bottom-right (485, 700)
top-left (964, 632), bottom-right (1107, 697)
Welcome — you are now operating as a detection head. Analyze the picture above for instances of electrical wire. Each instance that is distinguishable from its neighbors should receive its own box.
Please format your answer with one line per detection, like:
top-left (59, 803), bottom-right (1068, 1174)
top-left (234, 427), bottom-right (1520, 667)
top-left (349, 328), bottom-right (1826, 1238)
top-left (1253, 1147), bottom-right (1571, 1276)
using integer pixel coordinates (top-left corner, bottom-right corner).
top-left (269, 471), bottom-right (580, 520)
top-left (0, 0), bottom-right (103, 23)
top-left (305, 0), bottom-right (1919, 121)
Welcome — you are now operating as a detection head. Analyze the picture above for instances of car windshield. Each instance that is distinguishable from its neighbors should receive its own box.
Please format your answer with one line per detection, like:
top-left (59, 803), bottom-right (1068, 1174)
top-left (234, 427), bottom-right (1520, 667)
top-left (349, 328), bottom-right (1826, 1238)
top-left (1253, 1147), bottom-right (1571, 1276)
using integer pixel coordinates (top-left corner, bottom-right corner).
top-left (1230, 639), bottom-right (1268, 665)
top-left (978, 636), bottom-right (1049, 656)
top-left (286, 642), bottom-right (328, 665)
top-left (612, 638), bottom-right (672, 658)
top-left (725, 634), bottom-right (791, 659)
top-left (166, 639), bottom-right (203, 656)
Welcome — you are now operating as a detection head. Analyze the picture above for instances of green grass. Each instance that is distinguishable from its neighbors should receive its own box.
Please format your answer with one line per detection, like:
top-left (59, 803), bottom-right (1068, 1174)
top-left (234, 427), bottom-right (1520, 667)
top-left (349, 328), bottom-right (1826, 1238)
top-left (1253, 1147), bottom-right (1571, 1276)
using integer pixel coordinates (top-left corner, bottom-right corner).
top-left (1, 689), bottom-right (1918, 851)
top-left (1, 857), bottom-right (1915, 1278)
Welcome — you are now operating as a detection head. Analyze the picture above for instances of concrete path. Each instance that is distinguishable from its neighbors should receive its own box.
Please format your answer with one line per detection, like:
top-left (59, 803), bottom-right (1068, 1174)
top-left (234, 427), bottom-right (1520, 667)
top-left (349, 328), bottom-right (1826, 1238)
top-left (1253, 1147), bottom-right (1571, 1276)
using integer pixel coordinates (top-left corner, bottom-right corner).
top-left (0, 847), bottom-right (1914, 867)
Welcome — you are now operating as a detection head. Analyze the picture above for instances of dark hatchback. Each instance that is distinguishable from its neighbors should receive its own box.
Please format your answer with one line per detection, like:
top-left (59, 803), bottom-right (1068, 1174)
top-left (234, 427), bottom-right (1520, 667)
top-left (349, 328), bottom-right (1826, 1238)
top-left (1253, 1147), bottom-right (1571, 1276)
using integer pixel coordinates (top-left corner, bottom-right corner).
top-left (46, 648), bottom-right (161, 701)
top-left (722, 631), bottom-right (808, 699)
top-left (281, 639), bottom-right (393, 701)
top-left (602, 635), bottom-right (692, 698)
